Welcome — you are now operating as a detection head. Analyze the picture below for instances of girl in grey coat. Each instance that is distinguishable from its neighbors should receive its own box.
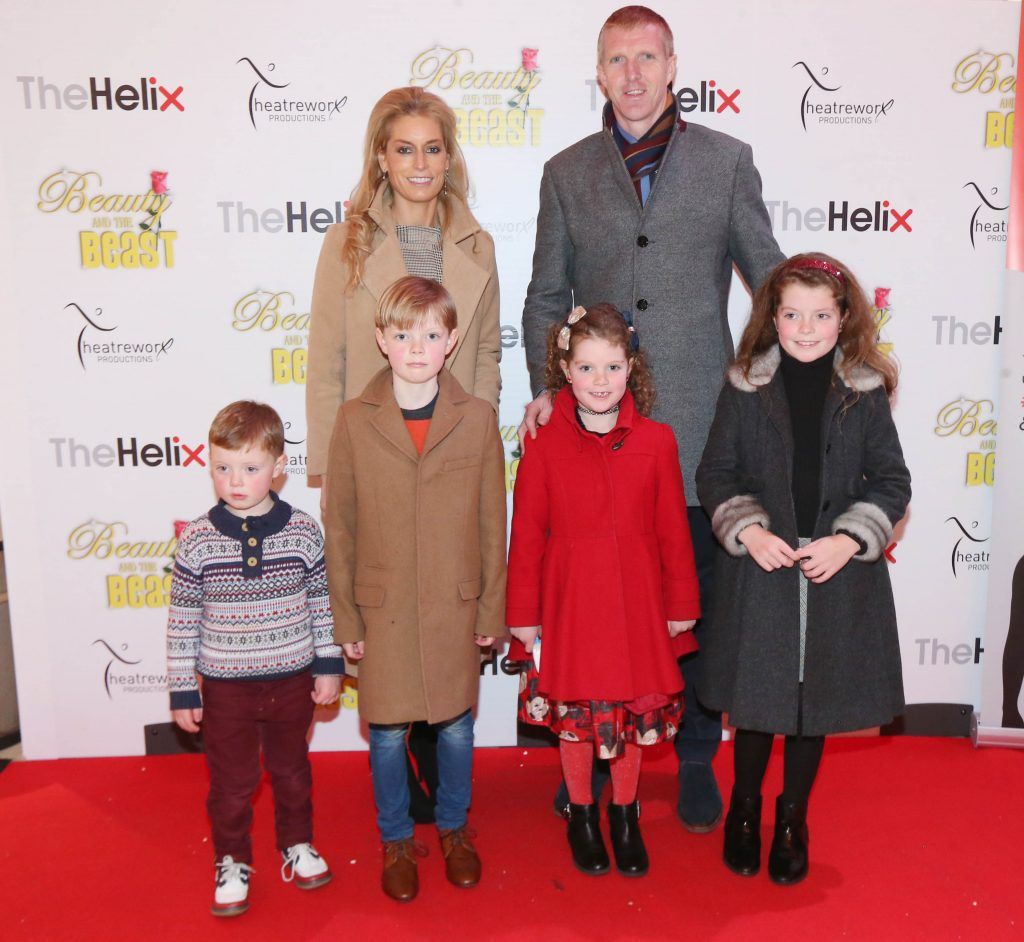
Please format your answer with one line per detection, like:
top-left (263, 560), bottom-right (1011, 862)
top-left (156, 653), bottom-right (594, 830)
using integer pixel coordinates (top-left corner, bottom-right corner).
top-left (696, 253), bottom-right (911, 886)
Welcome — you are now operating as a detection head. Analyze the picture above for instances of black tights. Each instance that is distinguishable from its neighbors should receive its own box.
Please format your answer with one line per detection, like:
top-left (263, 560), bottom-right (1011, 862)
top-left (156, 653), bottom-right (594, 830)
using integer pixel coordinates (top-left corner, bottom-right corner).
top-left (732, 728), bottom-right (824, 805)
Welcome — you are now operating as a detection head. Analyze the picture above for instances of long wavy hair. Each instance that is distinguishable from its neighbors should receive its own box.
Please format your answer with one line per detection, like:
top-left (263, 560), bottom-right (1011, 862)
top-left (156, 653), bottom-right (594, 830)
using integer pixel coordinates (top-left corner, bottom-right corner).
top-left (734, 252), bottom-right (898, 395)
top-left (544, 303), bottom-right (657, 416)
top-left (341, 87), bottom-right (470, 291)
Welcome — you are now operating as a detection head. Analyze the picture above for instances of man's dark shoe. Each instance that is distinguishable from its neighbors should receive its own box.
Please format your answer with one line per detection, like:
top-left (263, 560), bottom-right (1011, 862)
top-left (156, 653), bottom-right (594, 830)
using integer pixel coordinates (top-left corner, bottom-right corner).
top-left (722, 794), bottom-right (762, 876)
top-left (768, 797), bottom-right (809, 885)
top-left (607, 801), bottom-right (649, 877)
top-left (677, 760), bottom-right (723, 833)
top-left (566, 802), bottom-right (610, 875)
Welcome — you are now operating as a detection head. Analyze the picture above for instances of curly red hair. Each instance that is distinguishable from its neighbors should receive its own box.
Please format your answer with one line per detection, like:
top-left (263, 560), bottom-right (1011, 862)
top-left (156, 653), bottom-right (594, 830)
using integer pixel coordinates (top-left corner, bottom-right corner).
top-left (543, 303), bottom-right (656, 416)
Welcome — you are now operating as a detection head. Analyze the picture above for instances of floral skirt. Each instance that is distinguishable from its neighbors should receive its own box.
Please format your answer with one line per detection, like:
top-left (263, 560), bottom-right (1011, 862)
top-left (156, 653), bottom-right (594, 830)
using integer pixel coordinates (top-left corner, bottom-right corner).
top-left (517, 662), bottom-right (683, 759)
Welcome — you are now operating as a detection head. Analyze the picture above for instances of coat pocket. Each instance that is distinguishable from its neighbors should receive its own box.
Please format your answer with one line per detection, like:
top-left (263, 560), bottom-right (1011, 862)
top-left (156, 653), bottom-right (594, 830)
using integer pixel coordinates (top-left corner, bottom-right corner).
top-left (444, 456), bottom-right (482, 472)
top-left (354, 583), bottom-right (385, 608)
top-left (458, 578), bottom-right (482, 601)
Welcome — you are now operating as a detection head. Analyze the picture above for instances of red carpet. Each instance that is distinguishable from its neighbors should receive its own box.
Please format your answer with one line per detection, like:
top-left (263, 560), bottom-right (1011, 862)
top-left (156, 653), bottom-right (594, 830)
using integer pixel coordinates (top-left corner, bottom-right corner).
top-left (0, 738), bottom-right (1019, 941)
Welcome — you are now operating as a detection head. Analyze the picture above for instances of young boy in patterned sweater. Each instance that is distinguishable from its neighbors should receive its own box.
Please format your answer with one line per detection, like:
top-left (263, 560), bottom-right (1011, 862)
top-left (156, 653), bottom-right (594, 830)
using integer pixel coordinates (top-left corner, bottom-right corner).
top-left (167, 401), bottom-right (343, 917)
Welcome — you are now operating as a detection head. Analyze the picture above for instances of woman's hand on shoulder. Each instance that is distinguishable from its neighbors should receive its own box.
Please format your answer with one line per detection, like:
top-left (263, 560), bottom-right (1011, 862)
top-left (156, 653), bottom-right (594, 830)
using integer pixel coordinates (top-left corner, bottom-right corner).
top-left (738, 524), bottom-right (798, 572)
top-left (509, 625), bottom-right (540, 652)
top-left (796, 534), bottom-right (859, 584)
top-left (668, 620), bottom-right (696, 637)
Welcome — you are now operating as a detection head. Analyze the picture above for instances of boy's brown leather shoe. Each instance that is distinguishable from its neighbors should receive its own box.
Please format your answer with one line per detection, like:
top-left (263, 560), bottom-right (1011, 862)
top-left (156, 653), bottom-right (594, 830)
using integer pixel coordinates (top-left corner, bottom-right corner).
top-left (439, 826), bottom-right (481, 888)
top-left (381, 839), bottom-right (426, 902)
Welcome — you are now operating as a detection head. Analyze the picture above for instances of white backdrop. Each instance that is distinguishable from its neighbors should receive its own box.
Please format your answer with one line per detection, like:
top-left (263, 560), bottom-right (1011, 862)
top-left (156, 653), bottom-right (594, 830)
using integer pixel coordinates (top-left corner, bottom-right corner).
top-left (0, 0), bottom-right (1018, 758)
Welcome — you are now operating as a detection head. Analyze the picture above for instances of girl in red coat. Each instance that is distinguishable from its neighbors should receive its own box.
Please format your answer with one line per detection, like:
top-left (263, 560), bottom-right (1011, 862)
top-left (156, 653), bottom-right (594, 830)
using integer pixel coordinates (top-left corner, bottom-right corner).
top-left (507, 304), bottom-right (701, 877)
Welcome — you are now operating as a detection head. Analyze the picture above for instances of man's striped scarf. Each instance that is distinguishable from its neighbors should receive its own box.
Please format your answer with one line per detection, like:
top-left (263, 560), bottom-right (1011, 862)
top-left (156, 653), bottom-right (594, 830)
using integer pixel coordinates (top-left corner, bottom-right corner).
top-left (604, 96), bottom-right (678, 203)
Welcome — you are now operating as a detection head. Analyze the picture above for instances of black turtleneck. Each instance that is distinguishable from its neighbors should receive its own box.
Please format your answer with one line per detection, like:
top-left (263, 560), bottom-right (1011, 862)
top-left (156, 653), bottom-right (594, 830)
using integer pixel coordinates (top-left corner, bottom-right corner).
top-left (779, 346), bottom-right (835, 538)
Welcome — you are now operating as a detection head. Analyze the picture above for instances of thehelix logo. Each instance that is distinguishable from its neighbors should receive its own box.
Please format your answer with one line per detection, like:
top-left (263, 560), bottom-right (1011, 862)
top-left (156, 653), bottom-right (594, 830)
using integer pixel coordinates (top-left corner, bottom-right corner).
top-left (50, 436), bottom-right (206, 469)
top-left (411, 46), bottom-right (544, 147)
top-left (963, 182), bottom-right (1008, 248)
top-left (792, 61), bottom-right (894, 130)
top-left (219, 200), bottom-right (344, 233)
top-left (765, 199), bottom-right (913, 233)
top-left (92, 640), bottom-right (167, 697)
top-left (65, 302), bottom-right (174, 369)
top-left (951, 51), bottom-right (1016, 149)
top-left (237, 58), bottom-right (348, 129)
top-left (945, 516), bottom-right (990, 577)
top-left (585, 78), bottom-right (740, 116)
top-left (16, 75), bottom-right (184, 112)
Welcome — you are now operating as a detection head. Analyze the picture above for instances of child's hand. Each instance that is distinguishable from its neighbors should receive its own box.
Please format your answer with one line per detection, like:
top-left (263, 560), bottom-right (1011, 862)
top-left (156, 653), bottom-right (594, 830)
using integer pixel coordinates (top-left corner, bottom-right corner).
top-left (797, 534), bottom-right (859, 584)
top-left (172, 707), bottom-right (202, 733)
top-left (738, 525), bottom-right (799, 572)
top-left (474, 634), bottom-right (495, 647)
top-left (509, 625), bottom-right (540, 653)
top-left (668, 620), bottom-right (696, 637)
top-left (342, 641), bottom-right (365, 661)
top-left (312, 675), bottom-right (342, 705)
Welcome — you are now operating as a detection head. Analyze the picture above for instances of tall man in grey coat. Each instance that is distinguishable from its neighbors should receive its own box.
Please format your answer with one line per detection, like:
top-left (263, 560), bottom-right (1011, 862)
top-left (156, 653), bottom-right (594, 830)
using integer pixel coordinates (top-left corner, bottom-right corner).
top-left (520, 4), bottom-right (785, 831)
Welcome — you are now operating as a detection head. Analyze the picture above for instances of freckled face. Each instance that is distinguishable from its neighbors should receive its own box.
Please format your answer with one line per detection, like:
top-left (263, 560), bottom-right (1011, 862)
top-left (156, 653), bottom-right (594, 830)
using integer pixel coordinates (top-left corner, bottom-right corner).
top-left (210, 445), bottom-right (284, 518)
top-left (562, 336), bottom-right (632, 412)
top-left (774, 282), bottom-right (843, 363)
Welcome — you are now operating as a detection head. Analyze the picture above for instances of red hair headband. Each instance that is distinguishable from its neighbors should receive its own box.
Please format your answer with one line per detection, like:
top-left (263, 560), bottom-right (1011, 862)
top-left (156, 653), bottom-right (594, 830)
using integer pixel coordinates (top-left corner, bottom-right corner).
top-left (785, 257), bottom-right (845, 283)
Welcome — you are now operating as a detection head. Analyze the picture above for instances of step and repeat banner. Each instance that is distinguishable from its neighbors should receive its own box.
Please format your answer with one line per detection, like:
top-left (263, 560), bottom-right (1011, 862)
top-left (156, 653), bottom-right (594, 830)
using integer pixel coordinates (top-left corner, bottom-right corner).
top-left (0, 0), bottom-right (1019, 758)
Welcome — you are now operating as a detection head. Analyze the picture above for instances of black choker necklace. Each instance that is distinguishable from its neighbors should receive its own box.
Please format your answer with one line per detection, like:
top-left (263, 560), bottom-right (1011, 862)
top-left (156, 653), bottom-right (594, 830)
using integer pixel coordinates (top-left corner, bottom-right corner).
top-left (576, 402), bottom-right (620, 416)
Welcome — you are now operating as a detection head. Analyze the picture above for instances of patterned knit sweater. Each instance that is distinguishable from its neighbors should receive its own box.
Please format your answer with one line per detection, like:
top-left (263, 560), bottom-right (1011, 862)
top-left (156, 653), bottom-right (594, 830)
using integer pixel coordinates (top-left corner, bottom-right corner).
top-left (167, 493), bottom-right (343, 709)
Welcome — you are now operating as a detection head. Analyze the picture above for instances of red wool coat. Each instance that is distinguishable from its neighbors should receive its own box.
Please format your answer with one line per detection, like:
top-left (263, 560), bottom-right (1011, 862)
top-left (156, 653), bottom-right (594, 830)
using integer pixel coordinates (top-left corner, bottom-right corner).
top-left (506, 387), bottom-right (701, 703)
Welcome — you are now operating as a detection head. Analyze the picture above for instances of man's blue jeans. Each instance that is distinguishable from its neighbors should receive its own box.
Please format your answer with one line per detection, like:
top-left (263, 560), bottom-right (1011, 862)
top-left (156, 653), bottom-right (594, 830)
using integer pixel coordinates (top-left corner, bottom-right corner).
top-left (368, 709), bottom-right (474, 842)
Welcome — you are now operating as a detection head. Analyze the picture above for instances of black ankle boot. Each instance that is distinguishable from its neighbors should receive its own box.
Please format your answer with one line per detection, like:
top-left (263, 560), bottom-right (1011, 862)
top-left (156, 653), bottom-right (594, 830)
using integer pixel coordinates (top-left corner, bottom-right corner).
top-left (566, 802), bottom-right (610, 875)
top-left (607, 801), bottom-right (649, 877)
top-left (722, 794), bottom-right (762, 876)
top-left (768, 797), bottom-right (809, 885)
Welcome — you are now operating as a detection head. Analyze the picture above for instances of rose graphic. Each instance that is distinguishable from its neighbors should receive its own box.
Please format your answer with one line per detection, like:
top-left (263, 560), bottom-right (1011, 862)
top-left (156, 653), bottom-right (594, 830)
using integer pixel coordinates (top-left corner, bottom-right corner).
top-left (141, 170), bottom-right (170, 233)
top-left (874, 287), bottom-right (891, 309)
top-left (509, 47), bottom-right (539, 111)
top-left (173, 519), bottom-right (189, 539)
top-left (872, 287), bottom-right (893, 356)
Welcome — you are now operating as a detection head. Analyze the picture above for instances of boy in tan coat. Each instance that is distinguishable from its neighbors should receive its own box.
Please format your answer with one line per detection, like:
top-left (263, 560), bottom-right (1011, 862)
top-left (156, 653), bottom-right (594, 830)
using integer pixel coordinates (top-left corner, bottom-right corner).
top-left (323, 275), bottom-right (506, 903)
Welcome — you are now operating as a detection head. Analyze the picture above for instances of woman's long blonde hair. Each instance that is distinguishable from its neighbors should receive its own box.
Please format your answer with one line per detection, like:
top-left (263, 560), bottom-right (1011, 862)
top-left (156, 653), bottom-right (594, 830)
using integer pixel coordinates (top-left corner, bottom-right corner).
top-left (341, 87), bottom-right (470, 291)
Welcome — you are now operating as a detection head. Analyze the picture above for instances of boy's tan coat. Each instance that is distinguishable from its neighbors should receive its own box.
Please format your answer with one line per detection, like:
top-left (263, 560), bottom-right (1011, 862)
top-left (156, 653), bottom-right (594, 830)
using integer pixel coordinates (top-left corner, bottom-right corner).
top-left (324, 367), bottom-right (507, 724)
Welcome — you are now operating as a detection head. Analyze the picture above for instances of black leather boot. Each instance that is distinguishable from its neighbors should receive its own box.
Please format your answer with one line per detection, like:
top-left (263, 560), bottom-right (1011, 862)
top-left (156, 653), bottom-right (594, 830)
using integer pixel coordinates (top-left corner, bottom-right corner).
top-left (566, 802), bottom-right (610, 875)
top-left (607, 801), bottom-right (649, 877)
top-left (768, 797), bottom-right (809, 885)
top-left (722, 794), bottom-right (762, 877)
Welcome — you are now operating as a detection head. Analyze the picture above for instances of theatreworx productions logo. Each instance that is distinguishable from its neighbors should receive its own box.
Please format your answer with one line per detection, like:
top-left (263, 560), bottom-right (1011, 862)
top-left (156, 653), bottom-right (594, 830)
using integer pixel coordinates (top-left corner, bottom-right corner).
top-left (793, 61), bottom-right (894, 130)
top-left (410, 46), bottom-right (543, 147)
top-left (951, 51), bottom-right (1016, 149)
top-left (283, 420), bottom-right (307, 478)
top-left (65, 302), bottom-right (174, 370)
top-left (237, 57), bottom-right (347, 129)
top-left (964, 182), bottom-right (1008, 248)
top-left (945, 516), bottom-right (990, 577)
top-left (232, 289), bottom-right (308, 386)
top-left (16, 74), bottom-right (184, 112)
top-left (764, 198), bottom-right (912, 234)
top-left (92, 640), bottom-right (167, 698)
top-left (37, 169), bottom-right (177, 269)
top-left (933, 398), bottom-right (997, 487)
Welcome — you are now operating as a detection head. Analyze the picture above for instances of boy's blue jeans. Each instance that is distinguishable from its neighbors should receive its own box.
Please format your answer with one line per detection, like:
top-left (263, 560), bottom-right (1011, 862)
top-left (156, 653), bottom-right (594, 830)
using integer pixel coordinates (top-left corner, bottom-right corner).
top-left (368, 709), bottom-right (474, 842)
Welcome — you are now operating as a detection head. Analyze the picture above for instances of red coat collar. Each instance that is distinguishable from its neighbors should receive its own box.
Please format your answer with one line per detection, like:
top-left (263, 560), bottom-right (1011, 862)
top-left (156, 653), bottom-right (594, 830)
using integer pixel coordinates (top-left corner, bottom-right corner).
top-left (553, 385), bottom-right (639, 450)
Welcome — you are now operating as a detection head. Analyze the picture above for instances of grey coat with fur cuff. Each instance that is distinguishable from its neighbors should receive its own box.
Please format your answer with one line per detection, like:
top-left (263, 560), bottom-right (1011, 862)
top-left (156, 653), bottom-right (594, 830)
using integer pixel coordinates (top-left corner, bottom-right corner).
top-left (694, 346), bottom-right (911, 736)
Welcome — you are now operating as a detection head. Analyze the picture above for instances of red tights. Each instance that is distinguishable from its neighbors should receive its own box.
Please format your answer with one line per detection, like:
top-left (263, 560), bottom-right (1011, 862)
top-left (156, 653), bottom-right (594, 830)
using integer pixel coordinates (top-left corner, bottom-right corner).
top-left (559, 739), bottom-right (642, 805)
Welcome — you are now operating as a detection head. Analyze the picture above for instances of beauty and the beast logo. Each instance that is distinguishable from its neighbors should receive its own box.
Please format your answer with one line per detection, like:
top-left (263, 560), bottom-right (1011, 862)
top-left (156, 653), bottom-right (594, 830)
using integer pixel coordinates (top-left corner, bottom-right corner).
top-left (410, 46), bottom-right (543, 147)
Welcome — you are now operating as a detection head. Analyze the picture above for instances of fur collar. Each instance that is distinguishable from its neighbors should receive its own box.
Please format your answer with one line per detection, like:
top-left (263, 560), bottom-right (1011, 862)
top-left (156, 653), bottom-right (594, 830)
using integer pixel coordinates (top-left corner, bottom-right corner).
top-left (727, 345), bottom-right (883, 394)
